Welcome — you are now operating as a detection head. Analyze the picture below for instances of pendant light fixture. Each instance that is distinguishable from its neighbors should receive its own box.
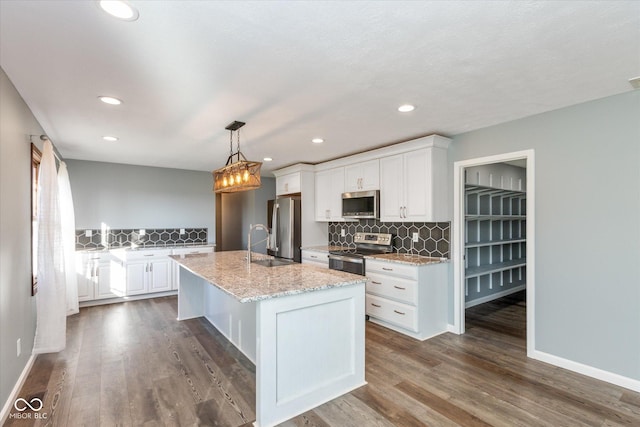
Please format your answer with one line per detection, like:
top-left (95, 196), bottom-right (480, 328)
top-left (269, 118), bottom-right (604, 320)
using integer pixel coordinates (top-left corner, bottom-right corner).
top-left (213, 121), bottom-right (262, 193)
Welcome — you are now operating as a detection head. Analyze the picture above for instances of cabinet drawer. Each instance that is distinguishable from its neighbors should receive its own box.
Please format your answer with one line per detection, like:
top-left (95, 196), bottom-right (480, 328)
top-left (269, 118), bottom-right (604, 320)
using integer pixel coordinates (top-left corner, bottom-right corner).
top-left (366, 273), bottom-right (417, 305)
top-left (125, 249), bottom-right (172, 261)
top-left (301, 250), bottom-right (328, 265)
top-left (366, 294), bottom-right (417, 332)
top-left (172, 246), bottom-right (213, 255)
top-left (366, 260), bottom-right (418, 280)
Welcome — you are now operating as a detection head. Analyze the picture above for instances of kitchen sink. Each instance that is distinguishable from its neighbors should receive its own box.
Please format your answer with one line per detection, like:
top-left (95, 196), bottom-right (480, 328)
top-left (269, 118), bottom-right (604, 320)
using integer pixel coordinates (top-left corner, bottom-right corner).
top-left (251, 258), bottom-right (296, 267)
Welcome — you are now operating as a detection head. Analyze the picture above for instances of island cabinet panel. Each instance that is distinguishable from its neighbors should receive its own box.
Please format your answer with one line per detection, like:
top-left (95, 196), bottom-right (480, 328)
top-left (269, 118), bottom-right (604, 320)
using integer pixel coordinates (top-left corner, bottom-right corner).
top-left (256, 284), bottom-right (365, 427)
top-left (365, 259), bottom-right (448, 340)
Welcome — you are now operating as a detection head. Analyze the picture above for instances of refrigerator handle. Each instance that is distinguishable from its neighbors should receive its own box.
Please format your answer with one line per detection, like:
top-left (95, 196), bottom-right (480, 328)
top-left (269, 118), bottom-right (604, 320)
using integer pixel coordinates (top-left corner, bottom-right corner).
top-left (270, 203), bottom-right (279, 252)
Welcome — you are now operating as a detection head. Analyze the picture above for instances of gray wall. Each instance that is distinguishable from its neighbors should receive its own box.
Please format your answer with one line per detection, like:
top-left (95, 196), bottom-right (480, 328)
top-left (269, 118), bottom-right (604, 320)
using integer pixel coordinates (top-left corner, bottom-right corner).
top-left (450, 90), bottom-right (640, 380)
top-left (218, 177), bottom-right (276, 253)
top-left (0, 68), bottom-right (42, 410)
top-left (241, 177), bottom-right (276, 253)
top-left (66, 160), bottom-right (216, 243)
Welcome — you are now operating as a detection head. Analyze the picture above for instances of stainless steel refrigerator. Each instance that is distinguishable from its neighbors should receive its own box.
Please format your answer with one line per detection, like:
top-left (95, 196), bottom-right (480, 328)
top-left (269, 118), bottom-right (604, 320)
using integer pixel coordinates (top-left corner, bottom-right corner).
top-left (267, 196), bottom-right (302, 262)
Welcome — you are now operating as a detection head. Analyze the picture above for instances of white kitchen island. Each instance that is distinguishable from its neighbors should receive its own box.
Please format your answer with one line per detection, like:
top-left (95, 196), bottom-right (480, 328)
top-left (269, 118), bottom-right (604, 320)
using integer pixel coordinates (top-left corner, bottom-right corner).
top-left (171, 250), bottom-right (367, 427)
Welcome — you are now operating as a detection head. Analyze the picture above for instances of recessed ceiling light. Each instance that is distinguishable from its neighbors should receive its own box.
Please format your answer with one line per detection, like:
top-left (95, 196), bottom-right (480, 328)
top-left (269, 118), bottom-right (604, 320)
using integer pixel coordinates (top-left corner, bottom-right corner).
top-left (98, 96), bottom-right (122, 105)
top-left (398, 104), bottom-right (415, 112)
top-left (97, 0), bottom-right (139, 21)
top-left (103, 136), bottom-right (119, 141)
top-left (311, 138), bottom-right (324, 144)
top-left (263, 157), bottom-right (273, 162)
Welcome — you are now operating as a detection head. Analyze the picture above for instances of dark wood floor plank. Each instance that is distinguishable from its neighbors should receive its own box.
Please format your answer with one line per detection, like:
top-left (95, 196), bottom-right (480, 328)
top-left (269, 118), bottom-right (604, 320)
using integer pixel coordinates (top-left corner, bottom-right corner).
top-left (7, 292), bottom-right (640, 427)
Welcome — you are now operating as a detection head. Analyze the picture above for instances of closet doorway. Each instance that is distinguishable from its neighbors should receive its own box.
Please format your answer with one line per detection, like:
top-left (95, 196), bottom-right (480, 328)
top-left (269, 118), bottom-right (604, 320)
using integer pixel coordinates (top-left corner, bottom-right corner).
top-left (453, 150), bottom-right (535, 356)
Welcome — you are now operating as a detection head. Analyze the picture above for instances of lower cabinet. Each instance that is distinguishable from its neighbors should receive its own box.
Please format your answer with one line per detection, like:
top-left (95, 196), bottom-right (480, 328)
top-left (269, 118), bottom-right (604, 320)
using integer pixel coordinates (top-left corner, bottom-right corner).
top-left (77, 252), bottom-right (125, 301)
top-left (365, 259), bottom-right (448, 340)
top-left (301, 249), bottom-right (329, 268)
top-left (78, 246), bottom-right (215, 303)
top-left (125, 249), bottom-right (173, 295)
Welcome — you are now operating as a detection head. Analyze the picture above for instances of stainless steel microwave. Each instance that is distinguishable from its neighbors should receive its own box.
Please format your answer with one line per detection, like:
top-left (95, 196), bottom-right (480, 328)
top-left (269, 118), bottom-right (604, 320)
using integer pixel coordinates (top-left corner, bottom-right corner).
top-left (342, 190), bottom-right (379, 219)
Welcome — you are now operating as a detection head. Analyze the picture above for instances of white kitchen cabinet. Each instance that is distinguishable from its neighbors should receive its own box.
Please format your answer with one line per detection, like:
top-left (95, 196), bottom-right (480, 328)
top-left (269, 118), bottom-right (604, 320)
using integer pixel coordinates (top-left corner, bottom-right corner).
top-left (76, 251), bottom-right (124, 301)
top-left (344, 159), bottom-right (379, 192)
top-left (276, 172), bottom-right (301, 195)
top-left (379, 143), bottom-right (449, 222)
top-left (125, 249), bottom-right (173, 295)
top-left (301, 249), bottom-right (329, 268)
top-left (365, 259), bottom-right (448, 340)
top-left (315, 167), bottom-right (346, 221)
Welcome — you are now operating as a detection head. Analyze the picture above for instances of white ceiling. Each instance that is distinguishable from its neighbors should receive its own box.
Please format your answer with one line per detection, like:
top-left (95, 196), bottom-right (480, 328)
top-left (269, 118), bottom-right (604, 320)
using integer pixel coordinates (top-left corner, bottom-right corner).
top-left (1, 1), bottom-right (638, 175)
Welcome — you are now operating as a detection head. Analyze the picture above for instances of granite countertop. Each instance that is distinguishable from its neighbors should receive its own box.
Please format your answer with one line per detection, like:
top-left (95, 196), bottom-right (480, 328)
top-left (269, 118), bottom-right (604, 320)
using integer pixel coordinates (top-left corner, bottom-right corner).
top-left (171, 250), bottom-right (366, 303)
top-left (300, 245), bottom-right (345, 253)
top-left (365, 253), bottom-right (449, 266)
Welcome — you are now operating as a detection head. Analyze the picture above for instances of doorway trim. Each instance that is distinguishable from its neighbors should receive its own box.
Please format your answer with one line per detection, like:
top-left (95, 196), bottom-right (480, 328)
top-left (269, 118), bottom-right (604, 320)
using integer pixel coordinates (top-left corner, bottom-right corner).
top-left (453, 149), bottom-right (535, 357)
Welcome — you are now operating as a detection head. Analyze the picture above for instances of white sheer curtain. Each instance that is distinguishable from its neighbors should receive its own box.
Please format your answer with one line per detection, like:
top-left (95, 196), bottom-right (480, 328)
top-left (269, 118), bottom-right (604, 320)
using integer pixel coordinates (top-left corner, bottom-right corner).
top-left (58, 162), bottom-right (78, 316)
top-left (33, 140), bottom-right (66, 354)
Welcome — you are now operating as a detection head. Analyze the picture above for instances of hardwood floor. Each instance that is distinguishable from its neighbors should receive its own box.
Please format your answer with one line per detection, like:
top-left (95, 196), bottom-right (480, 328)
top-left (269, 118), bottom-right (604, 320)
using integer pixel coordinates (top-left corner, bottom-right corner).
top-left (5, 291), bottom-right (640, 426)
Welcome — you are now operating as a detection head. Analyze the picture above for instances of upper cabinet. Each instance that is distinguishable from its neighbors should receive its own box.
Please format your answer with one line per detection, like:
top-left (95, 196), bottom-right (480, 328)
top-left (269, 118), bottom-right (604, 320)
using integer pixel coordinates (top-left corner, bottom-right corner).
top-left (379, 136), bottom-right (450, 222)
top-left (344, 159), bottom-right (379, 192)
top-left (276, 172), bottom-right (301, 196)
top-left (315, 167), bottom-right (346, 221)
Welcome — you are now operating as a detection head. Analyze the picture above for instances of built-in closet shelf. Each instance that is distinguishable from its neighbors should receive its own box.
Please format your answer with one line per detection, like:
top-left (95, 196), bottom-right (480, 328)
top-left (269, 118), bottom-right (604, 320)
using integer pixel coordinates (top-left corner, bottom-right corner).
top-left (464, 178), bottom-right (527, 304)
top-left (465, 258), bottom-right (527, 278)
top-left (465, 215), bottom-right (527, 221)
top-left (465, 238), bottom-right (527, 248)
top-left (464, 185), bottom-right (526, 198)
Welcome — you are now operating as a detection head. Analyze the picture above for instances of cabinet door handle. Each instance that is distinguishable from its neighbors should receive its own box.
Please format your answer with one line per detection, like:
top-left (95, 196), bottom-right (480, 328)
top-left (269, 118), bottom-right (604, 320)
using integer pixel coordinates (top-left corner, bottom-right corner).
top-left (382, 267), bottom-right (393, 271)
top-left (371, 280), bottom-right (382, 285)
top-left (95, 268), bottom-right (99, 277)
top-left (399, 206), bottom-right (403, 218)
top-left (371, 303), bottom-right (381, 308)
top-left (393, 285), bottom-right (406, 290)
top-left (145, 264), bottom-right (149, 272)
top-left (150, 263), bottom-right (153, 272)
top-left (393, 310), bottom-right (406, 315)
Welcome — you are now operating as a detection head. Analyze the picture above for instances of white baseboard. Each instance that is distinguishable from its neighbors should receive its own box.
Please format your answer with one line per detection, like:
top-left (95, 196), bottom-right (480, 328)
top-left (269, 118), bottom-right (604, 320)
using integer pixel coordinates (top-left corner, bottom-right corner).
top-left (446, 324), bottom-right (459, 334)
top-left (530, 349), bottom-right (640, 393)
top-left (0, 354), bottom-right (36, 425)
top-left (465, 285), bottom-right (526, 309)
top-left (79, 290), bottom-right (177, 308)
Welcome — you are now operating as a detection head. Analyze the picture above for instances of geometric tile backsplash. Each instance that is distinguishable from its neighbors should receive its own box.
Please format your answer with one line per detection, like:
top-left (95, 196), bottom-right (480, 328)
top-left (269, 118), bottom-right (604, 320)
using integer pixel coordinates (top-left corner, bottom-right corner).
top-left (75, 228), bottom-right (208, 250)
top-left (328, 220), bottom-right (450, 258)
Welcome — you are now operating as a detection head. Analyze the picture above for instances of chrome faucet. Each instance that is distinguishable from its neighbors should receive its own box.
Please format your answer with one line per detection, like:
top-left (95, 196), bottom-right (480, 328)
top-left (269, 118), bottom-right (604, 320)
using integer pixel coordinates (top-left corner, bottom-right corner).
top-left (247, 224), bottom-right (271, 264)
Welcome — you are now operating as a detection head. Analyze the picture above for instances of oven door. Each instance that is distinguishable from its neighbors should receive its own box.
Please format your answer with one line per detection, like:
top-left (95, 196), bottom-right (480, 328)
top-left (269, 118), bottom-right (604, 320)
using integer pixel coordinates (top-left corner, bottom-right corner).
top-left (328, 254), bottom-right (364, 276)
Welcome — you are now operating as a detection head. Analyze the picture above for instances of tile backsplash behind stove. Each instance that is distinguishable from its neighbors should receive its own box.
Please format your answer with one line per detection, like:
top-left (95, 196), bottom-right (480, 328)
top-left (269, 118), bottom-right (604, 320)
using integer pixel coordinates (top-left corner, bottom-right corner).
top-left (329, 220), bottom-right (449, 258)
top-left (75, 228), bottom-right (207, 250)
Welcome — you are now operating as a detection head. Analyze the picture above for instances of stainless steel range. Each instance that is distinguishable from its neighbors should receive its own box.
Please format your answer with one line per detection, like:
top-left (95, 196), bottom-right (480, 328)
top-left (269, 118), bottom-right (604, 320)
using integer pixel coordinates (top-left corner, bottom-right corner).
top-left (328, 232), bottom-right (393, 275)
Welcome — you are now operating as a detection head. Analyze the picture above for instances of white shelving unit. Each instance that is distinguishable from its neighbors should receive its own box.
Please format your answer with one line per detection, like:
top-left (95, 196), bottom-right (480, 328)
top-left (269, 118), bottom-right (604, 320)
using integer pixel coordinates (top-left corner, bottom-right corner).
top-left (464, 184), bottom-right (527, 307)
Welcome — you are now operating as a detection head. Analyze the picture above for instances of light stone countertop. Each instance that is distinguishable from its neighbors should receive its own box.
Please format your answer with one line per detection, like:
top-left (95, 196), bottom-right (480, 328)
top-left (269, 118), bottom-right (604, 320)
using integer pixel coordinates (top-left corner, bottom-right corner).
top-left (365, 253), bottom-right (449, 266)
top-left (170, 250), bottom-right (366, 303)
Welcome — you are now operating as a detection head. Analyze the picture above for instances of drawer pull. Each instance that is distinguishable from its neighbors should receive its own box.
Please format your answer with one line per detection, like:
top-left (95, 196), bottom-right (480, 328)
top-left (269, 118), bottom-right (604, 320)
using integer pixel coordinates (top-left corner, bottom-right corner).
top-left (371, 281), bottom-right (382, 285)
top-left (371, 303), bottom-right (381, 308)
top-left (382, 267), bottom-right (393, 271)
top-left (310, 255), bottom-right (318, 259)
top-left (393, 286), bottom-right (406, 290)
top-left (144, 254), bottom-right (154, 257)
top-left (393, 310), bottom-right (406, 315)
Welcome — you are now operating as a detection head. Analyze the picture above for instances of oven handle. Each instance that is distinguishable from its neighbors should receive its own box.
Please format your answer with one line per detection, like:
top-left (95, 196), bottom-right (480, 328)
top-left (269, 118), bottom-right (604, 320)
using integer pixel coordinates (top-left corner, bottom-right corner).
top-left (328, 254), bottom-right (364, 264)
